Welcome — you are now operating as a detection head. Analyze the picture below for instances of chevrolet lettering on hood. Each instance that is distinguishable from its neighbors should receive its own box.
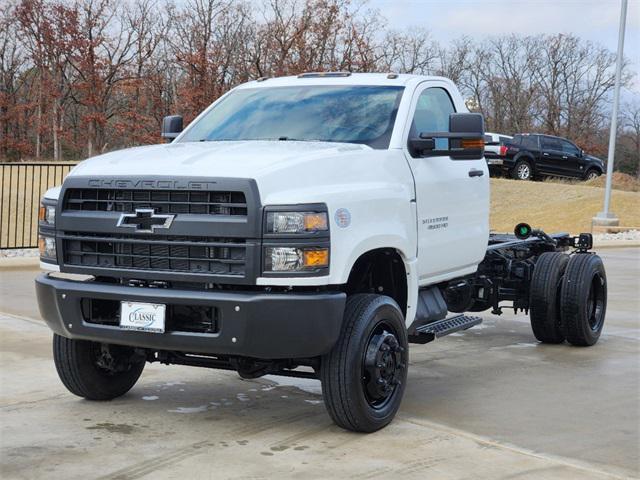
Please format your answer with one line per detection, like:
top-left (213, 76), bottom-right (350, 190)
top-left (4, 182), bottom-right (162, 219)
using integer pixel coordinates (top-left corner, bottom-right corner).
top-left (88, 179), bottom-right (218, 190)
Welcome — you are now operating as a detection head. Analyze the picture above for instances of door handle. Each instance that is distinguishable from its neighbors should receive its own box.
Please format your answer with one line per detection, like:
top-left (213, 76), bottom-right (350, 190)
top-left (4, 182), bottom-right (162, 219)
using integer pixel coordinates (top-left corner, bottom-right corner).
top-left (543, 152), bottom-right (549, 156)
top-left (562, 156), bottom-right (568, 159)
top-left (468, 169), bottom-right (484, 177)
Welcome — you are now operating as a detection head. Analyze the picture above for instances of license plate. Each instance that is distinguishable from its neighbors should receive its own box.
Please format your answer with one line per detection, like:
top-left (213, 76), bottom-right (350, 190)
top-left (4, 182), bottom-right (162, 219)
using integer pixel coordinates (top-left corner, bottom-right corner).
top-left (120, 301), bottom-right (166, 333)
top-left (487, 159), bottom-right (504, 165)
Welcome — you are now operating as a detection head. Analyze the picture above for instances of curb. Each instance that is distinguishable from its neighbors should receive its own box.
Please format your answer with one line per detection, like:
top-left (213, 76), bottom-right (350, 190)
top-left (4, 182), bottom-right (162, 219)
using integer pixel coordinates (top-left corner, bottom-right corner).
top-left (593, 240), bottom-right (640, 249)
top-left (0, 256), bottom-right (40, 269)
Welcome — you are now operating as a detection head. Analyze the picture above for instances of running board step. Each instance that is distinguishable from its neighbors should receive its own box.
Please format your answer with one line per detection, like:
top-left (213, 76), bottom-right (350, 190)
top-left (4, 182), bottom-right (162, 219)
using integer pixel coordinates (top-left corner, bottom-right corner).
top-left (409, 315), bottom-right (482, 344)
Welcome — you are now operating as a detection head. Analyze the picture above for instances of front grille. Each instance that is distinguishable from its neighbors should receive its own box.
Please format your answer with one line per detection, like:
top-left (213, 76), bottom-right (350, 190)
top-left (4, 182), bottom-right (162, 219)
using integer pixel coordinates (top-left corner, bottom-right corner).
top-left (64, 189), bottom-right (247, 216)
top-left (63, 233), bottom-right (246, 276)
top-left (81, 298), bottom-right (219, 334)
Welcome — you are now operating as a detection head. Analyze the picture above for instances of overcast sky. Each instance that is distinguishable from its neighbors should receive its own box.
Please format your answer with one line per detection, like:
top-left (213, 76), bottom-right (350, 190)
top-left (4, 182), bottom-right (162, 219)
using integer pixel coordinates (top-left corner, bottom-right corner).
top-left (369, 0), bottom-right (640, 95)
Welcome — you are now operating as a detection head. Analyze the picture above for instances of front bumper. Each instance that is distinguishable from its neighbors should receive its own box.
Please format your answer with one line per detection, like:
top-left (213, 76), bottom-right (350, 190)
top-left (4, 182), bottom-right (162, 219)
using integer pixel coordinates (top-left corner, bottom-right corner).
top-left (36, 273), bottom-right (346, 359)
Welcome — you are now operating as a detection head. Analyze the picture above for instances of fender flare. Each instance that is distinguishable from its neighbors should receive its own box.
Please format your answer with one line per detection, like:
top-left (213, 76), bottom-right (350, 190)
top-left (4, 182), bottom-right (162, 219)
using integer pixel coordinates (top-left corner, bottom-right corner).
top-left (513, 152), bottom-right (536, 173)
top-left (344, 245), bottom-right (419, 326)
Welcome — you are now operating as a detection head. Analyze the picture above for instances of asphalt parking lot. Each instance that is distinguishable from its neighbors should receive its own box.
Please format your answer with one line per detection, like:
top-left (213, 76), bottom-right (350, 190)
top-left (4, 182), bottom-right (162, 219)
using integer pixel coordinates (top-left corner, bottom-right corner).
top-left (1, 248), bottom-right (638, 479)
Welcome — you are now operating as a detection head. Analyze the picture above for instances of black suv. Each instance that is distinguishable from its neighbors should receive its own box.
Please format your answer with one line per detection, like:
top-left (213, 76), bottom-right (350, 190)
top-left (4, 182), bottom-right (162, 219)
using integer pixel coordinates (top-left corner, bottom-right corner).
top-left (491, 133), bottom-right (605, 181)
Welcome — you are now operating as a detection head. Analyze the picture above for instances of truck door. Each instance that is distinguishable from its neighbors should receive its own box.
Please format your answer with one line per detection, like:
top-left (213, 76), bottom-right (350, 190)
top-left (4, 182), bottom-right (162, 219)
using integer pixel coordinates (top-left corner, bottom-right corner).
top-left (539, 136), bottom-right (564, 175)
top-left (559, 139), bottom-right (583, 177)
top-left (403, 83), bottom-right (490, 284)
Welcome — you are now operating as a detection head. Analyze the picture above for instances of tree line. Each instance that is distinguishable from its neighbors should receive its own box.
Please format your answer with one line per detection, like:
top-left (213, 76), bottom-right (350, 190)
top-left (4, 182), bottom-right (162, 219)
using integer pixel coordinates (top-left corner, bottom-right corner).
top-left (1, 0), bottom-right (638, 176)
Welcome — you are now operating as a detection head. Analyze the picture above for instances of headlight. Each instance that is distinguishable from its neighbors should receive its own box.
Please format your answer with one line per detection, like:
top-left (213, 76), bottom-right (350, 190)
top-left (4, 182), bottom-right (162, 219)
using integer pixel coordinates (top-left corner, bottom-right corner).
top-left (265, 211), bottom-right (328, 234)
top-left (38, 235), bottom-right (57, 261)
top-left (264, 247), bottom-right (329, 272)
top-left (39, 204), bottom-right (56, 225)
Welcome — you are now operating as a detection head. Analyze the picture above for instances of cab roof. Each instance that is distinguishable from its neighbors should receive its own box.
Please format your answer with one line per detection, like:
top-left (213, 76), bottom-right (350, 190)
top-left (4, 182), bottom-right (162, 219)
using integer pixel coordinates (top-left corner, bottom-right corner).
top-left (236, 72), bottom-right (453, 89)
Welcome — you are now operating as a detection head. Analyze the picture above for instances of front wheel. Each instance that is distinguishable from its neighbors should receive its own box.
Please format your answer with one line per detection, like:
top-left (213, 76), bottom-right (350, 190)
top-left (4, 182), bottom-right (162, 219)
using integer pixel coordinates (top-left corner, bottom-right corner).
top-left (584, 169), bottom-right (600, 181)
top-left (321, 294), bottom-right (408, 433)
top-left (53, 335), bottom-right (145, 400)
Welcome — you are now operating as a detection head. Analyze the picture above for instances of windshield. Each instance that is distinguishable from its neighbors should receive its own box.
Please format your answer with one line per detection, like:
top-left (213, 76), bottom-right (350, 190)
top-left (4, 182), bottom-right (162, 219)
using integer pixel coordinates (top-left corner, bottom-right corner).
top-left (179, 85), bottom-right (404, 149)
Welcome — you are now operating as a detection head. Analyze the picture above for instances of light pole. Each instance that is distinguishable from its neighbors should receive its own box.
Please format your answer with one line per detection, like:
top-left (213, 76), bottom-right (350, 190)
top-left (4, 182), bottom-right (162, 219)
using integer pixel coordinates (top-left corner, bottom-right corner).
top-left (593, 0), bottom-right (628, 227)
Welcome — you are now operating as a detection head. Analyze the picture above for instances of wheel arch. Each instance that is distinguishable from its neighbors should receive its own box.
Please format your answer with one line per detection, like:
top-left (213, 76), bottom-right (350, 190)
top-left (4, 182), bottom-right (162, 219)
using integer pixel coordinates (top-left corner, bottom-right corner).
top-left (344, 247), bottom-right (413, 321)
top-left (514, 152), bottom-right (536, 167)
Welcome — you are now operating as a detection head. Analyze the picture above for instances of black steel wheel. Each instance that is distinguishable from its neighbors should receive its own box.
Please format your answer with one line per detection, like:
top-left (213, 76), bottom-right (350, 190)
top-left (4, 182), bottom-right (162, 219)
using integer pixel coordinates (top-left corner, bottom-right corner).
top-left (529, 252), bottom-right (569, 343)
top-left (560, 254), bottom-right (607, 346)
top-left (53, 335), bottom-right (145, 400)
top-left (362, 321), bottom-right (405, 410)
top-left (321, 294), bottom-right (408, 432)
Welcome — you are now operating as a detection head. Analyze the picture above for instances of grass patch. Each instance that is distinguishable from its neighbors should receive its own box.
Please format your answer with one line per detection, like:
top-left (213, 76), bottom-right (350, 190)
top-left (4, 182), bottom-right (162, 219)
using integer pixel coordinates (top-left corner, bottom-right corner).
top-left (491, 177), bottom-right (640, 234)
top-left (543, 171), bottom-right (639, 192)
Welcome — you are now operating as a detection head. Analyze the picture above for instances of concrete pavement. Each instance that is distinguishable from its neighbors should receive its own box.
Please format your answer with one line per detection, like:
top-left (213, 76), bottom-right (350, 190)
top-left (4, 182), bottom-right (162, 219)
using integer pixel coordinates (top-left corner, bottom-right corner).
top-left (0, 249), bottom-right (638, 479)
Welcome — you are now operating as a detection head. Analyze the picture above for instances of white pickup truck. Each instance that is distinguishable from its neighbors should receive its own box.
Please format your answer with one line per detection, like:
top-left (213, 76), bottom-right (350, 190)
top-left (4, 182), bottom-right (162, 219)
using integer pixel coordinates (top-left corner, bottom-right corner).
top-left (36, 73), bottom-right (607, 432)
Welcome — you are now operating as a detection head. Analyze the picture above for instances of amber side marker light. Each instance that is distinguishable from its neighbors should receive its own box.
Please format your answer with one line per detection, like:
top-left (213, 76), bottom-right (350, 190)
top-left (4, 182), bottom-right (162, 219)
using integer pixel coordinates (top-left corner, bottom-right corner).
top-left (303, 248), bottom-right (329, 268)
top-left (38, 206), bottom-right (46, 222)
top-left (461, 138), bottom-right (485, 149)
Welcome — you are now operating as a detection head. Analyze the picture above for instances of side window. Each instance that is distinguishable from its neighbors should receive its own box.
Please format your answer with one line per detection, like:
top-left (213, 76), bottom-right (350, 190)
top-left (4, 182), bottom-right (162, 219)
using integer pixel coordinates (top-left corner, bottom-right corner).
top-left (521, 136), bottom-right (538, 149)
top-left (561, 140), bottom-right (580, 156)
top-left (411, 87), bottom-right (455, 134)
top-left (542, 137), bottom-right (561, 151)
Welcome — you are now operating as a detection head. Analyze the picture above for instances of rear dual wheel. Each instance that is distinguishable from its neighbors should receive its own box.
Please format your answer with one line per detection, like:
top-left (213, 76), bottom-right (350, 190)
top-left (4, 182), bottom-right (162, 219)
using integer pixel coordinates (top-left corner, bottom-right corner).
top-left (529, 253), bottom-right (607, 346)
top-left (561, 254), bottom-right (607, 346)
top-left (530, 252), bottom-right (568, 343)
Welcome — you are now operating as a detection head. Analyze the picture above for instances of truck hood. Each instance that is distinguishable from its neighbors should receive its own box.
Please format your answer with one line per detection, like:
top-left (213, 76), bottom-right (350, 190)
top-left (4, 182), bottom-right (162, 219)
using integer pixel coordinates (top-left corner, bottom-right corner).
top-left (584, 154), bottom-right (604, 165)
top-left (69, 141), bottom-right (371, 179)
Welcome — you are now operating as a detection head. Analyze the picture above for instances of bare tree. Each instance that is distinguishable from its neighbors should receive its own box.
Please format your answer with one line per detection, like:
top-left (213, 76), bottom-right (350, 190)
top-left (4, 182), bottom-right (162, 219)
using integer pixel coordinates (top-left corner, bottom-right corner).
top-left (2, 0), bottom-right (634, 164)
top-left (620, 100), bottom-right (640, 178)
top-left (0, 1), bottom-right (29, 158)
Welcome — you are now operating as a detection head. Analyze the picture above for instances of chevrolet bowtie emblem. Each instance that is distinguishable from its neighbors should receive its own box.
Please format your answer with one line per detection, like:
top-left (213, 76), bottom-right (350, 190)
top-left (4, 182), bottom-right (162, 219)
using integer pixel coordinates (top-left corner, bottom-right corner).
top-left (116, 209), bottom-right (175, 233)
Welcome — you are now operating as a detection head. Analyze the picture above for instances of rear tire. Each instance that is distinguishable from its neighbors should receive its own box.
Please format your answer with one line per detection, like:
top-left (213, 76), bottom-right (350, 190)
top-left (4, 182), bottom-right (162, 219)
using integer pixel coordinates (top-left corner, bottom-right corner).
top-left (560, 254), bottom-right (607, 346)
top-left (320, 294), bottom-right (408, 433)
top-left (511, 159), bottom-right (533, 180)
top-left (53, 335), bottom-right (145, 400)
top-left (529, 252), bottom-right (569, 343)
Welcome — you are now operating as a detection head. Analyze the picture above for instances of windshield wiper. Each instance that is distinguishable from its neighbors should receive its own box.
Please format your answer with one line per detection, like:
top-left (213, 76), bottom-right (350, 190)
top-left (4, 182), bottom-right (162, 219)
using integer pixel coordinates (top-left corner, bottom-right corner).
top-left (195, 137), bottom-right (338, 143)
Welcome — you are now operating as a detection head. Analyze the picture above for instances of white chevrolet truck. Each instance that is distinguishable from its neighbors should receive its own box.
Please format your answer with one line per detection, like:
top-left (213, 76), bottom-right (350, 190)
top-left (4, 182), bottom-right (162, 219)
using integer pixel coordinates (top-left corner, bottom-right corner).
top-left (36, 73), bottom-right (607, 432)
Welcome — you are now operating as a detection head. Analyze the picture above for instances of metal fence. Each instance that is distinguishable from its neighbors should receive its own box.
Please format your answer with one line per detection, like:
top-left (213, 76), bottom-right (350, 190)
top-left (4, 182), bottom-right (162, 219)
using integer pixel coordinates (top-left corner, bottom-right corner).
top-left (0, 163), bottom-right (77, 249)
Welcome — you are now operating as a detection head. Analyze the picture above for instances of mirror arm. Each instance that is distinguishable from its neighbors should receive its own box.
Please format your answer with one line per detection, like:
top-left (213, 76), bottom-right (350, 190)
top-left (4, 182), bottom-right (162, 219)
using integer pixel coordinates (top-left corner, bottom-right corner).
top-left (418, 131), bottom-right (485, 139)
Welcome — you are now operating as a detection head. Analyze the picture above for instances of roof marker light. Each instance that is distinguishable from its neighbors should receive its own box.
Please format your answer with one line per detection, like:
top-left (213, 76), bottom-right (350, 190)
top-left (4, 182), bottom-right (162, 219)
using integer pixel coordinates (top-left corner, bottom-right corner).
top-left (297, 72), bottom-right (352, 78)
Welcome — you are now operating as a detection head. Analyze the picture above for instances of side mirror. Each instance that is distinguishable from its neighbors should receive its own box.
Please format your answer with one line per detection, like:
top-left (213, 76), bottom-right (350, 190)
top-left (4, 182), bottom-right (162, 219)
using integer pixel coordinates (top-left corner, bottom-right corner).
top-left (161, 115), bottom-right (183, 141)
top-left (408, 113), bottom-right (485, 160)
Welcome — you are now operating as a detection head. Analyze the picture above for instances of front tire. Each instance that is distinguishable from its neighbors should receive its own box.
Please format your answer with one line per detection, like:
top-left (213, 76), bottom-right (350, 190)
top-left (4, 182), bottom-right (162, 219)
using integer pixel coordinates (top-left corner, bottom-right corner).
top-left (584, 169), bottom-right (600, 181)
top-left (560, 254), bottom-right (607, 346)
top-left (320, 294), bottom-right (408, 433)
top-left (511, 159), bottom-right (533, 180)
top-left (53, 335), bottom-right (145, 400)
